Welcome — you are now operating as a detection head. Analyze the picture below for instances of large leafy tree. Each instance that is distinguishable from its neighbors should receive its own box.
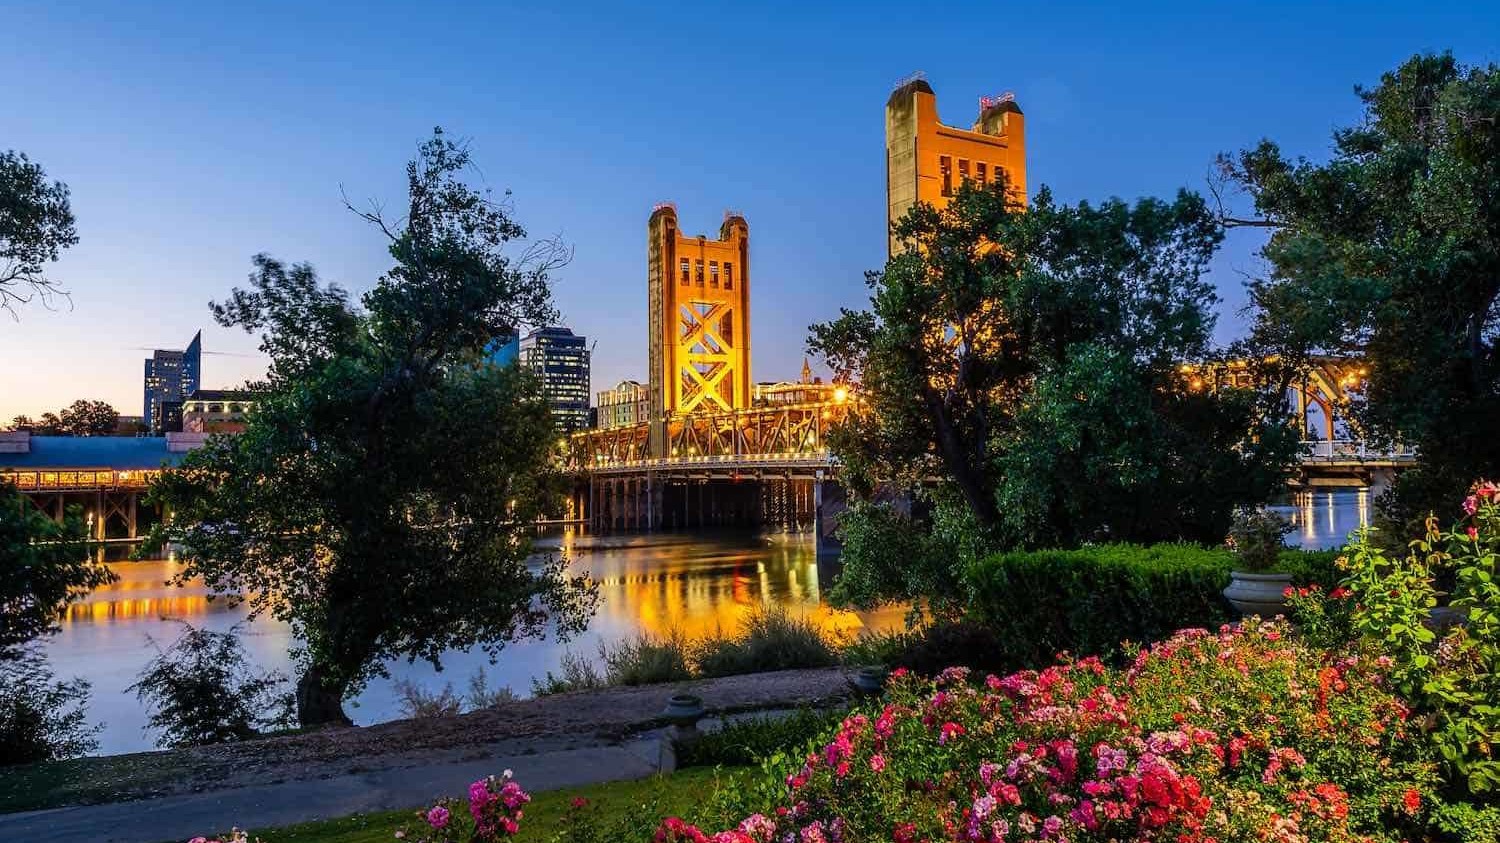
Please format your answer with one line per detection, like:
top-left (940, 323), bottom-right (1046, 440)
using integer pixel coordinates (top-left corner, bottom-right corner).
top-left (811, 183), bottom-right (1297, 606)
top-left (57, 400), bottom-right (119, 436)
top-left (1224, 53), bottom-right (1500, 527)
top-left (146, 130), bottom-right (596, 725)
top-left (0, 150), bottom-right (76, 317)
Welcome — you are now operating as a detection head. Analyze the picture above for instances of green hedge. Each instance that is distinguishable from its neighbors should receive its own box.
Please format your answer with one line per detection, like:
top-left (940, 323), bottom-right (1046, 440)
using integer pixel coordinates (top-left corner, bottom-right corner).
top-left (964, 544), bottom-right (1233, 670)
top-left (962, 544), bottom-right (1348, 671)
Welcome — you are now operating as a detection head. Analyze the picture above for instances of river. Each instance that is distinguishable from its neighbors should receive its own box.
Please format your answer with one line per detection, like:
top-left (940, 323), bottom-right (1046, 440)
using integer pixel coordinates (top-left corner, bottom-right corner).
top-left (44, 490), bottom-right (1367, 757)
top-left (44, 531), bottom-right (904, 757)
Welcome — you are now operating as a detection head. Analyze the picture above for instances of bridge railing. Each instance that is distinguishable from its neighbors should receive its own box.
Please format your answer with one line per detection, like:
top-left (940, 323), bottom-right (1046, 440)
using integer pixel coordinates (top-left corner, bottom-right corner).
top-left (577, 450), bottom-right (835, 474)
top-left (1299, 439), bottom-right (1417, 462)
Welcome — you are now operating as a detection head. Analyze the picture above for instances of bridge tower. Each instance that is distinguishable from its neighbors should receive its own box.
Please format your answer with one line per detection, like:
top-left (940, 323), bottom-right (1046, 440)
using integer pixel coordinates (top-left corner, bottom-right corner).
top-left (885, 73), bottom-right (1027, 256)
top-left (647, 204), bottom-right (752, 457)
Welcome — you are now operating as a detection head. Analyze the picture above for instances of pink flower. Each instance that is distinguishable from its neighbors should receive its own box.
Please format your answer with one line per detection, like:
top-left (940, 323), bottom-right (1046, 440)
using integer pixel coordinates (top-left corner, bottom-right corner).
top-left (938, 721), bottom-right (965, 745)
top-left (425, 806), bottom-right (450, 829)
top-left (1464, 495), bottom-right (1479, 515)
top-left (869, 753), bottom-right (886, 772)
top-left (1467, 526), bottom-right (1479, 540)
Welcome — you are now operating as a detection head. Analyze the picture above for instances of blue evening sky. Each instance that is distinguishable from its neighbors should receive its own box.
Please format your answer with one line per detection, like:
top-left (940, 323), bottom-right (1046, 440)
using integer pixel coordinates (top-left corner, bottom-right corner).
top-left (1, 2), bottom-right (1494, 420)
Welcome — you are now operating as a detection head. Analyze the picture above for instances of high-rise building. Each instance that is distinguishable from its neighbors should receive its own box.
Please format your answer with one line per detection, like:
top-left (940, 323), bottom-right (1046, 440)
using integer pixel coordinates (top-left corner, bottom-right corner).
top-left (885, 73), bottom-right (1027, 255)
top-left (646, 204), bottom-right (751, 455)
top-left (143, 331), bottom-right (202, 435)
top-left (520, 326), bottom-right (591, 433)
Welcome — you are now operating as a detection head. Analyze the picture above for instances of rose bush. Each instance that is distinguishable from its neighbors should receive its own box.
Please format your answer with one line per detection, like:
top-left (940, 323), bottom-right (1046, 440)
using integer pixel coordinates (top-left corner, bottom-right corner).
top-left (672, 621), bottom-right (1442, 843)
top-left (398, 770), bottom-right (530, 843)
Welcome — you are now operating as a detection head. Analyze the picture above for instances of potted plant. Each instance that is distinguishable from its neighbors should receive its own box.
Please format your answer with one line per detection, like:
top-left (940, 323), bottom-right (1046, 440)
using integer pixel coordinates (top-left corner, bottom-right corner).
top-left (1222, 506), bottom-right (1293, 617)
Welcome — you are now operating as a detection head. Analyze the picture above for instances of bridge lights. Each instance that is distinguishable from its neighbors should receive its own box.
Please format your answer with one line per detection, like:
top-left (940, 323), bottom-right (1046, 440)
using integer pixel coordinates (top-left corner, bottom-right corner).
top-left (833, 386), bottom-right (848, 403)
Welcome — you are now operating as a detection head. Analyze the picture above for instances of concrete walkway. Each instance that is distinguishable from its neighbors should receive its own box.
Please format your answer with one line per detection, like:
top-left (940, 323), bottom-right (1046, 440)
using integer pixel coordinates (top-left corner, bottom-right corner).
top-left (0, 739), bottom-right (664, 843)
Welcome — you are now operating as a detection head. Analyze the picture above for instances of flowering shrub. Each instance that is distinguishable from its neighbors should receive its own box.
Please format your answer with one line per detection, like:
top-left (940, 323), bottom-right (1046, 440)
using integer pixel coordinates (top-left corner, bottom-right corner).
top-left (669, 622), bottom-right (1441, 842)
top-left (1321, 482), bottom-right (1500, 796)
top-left (187, 832), bottom-right (253, 843)
top-left (397, 770), bottom-right (530, 843)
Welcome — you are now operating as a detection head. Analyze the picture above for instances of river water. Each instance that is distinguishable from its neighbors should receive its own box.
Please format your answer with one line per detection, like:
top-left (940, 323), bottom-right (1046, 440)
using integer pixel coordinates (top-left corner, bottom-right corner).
top-left (44, 531), bottom-right (904, 757)
top-left (44, 490), bottom-right (1368, 757)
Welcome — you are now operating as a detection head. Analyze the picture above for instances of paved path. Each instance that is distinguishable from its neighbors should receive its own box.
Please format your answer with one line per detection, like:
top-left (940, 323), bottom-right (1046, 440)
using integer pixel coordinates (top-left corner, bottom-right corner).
top-left (0, 739), bottom-right (664, 843)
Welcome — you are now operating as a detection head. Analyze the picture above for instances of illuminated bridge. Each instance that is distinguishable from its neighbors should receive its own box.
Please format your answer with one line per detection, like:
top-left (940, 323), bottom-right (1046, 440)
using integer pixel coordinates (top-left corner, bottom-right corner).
top-left (0, 432), bottom-right (207, 553)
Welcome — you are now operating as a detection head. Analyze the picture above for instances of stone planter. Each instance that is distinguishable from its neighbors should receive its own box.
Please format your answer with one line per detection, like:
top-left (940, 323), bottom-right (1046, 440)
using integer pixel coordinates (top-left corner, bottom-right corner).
top-left (662, 694), bottom-right (705, 744)
top-left (1223, 570), bottom-right (1294, 618)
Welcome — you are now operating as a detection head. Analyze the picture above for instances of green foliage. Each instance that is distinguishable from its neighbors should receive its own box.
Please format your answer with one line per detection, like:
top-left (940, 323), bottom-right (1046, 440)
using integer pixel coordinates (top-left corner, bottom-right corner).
top-left (393, 668), bottom-right (517, 719)
top-left (1227, 506), bottom-right (1293, 572)
top-left (810, 181), bottom-right (1296, 605)
top-left (693, 609), bottom-right (839, 678)
top-left (676, 708), bottom-right (844, 769)
top-left (887, 620), bottom-right (1010, 677)
top-left (826, 500), bottom-right (961, 610)
top-left (0, 149), bottom-right (77, 317)
top-left (1277, 547), bottom-right (1345, 587)
top-left (531, 650), bottom-right (606, 696)
top-left (143, 129), bottom-right (597, 726)
top-left (1334, 485), bottom-right (1500, 796)
top-left (600, 633), bottom-right (692, 686)
top-left (0, 646), bottom-right (97, 765)
top-left (965, 543), bottom-right (1233, 670)
top-left (128, 623), bottom-right (294, 748)
top-left (1227, 53), bottom-right (1500, 526)
top-left (0, 480), bottom-right (110, 657)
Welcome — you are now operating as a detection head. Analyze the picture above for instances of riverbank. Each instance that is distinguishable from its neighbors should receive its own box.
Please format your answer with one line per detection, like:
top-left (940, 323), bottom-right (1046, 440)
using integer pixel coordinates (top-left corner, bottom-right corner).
top-left (0, 667), bottom-right (852, 815)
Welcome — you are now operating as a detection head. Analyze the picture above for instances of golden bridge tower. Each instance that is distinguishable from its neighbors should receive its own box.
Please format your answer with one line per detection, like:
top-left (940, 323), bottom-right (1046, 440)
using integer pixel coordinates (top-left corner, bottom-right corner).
top-left (885, 73), bottom-right (1027, 255)
top-left (647, 204), bottom-right (752, 457)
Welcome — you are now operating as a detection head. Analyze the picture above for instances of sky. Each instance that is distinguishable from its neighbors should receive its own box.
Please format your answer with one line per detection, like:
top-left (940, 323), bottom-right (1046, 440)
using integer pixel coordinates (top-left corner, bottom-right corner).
top-left (1, 2), bottom-right (1496, 421)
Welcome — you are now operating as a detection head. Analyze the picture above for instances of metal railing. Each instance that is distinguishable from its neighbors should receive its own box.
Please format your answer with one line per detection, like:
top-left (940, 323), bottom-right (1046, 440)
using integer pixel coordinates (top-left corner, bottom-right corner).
top-left (1299, 439), bottom-right (1417, 462)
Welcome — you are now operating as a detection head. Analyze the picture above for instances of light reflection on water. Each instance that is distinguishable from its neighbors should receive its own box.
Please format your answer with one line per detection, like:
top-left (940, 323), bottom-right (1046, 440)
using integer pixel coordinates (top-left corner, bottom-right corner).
top-left (1271, 487), bottom-right (1372, 550)
top-left (45, 532), bottom-right (904, 757)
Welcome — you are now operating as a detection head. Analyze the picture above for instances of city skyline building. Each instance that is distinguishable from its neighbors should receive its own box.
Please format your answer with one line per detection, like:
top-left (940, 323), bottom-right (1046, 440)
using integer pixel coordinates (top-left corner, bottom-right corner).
top-left (142, 330), bottom-right (202, 435)
top-left (885, 74), bottom-right (1027, 255)
top-left (520, 326), bottom-right (592, 433)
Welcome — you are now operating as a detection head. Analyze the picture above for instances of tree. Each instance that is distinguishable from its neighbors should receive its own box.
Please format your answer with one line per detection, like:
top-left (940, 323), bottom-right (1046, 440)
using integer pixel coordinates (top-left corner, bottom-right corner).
top-left (810, 182), bottom-right (1297, 606)
top-left (0, 480), bottom-right (110, 658)
top-left (129, 622), bottom-right (293, 748)
top-left (145, 129), bottom-right (597, 726)
top-left (1223, 53), bottom-right (1500, 527)
top-left (57, 400), bottom-right (119, 436)
top-left (0, 150), bottom-right (77, 318)
top-left (0, 646), bottom-right (98, 765)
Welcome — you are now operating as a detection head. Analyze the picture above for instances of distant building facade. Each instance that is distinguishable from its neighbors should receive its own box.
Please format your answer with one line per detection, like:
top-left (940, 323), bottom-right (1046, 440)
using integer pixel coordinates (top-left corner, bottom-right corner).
top-left (143, 331), bottom-right (202, 435)
top-left (596, 380), bottom-right (648, 429)
top-left (520, 326), bottom-right (591, 433)
top-left (885, 74), bottom-right (1026, 255)
top-left (182, 389), bottom-right (255, 434)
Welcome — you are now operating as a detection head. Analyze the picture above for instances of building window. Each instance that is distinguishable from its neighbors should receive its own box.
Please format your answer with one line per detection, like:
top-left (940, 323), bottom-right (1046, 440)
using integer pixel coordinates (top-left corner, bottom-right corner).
top-left (679, 258), bottom-right (690, 285)
top-left (724, 262), bottom-right (734, 290)
top-left (695, 259), bottom-right (704, 285)
top-left (939, 155), bottom-right (952, 197)
top-left (976, 162), bottom-right (987, 183)
top-left (958, 159), bottom-right (970, 184)
top-left (709, 261), bottom-right (719, 288)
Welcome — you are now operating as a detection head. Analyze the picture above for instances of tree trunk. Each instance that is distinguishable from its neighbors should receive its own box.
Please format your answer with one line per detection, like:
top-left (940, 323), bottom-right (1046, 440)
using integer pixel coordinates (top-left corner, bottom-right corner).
top-left (296, 665), bottom-right (352, 727)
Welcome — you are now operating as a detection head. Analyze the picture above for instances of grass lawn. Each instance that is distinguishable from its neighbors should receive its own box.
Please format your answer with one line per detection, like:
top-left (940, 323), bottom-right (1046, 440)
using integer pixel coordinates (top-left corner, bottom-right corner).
top-left (0, 750), bottom-right (185, 814)
top-left (248, 767), bottom-right (733, 843)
